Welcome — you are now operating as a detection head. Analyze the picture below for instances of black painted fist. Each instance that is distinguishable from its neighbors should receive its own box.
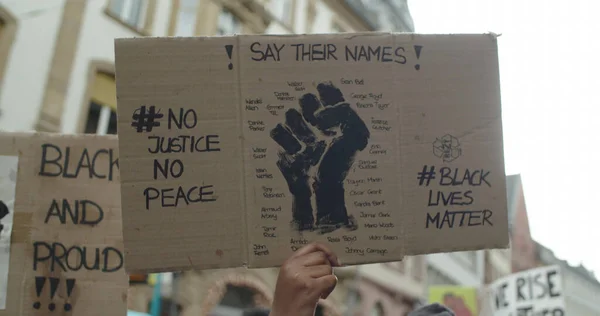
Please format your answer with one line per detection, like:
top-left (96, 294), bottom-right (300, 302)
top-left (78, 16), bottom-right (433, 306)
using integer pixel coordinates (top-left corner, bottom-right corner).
top-left (270, 82), bottom-right (370, 234)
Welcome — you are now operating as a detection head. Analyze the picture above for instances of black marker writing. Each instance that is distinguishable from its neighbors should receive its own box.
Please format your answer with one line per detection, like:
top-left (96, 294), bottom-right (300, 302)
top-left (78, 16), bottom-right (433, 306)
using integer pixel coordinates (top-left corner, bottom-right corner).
top-left (292, 43), bottom-right (338, 61)
top-left (33, 241), bottom-right (123, 273)
top-left (425, 209), bottom-right (493, 229)
top-left (256, 168), bottom-right (273, 179)
top-left (345, 45), bottom-right (406, 64)
top-left (369, 144), bottom-right (387, 155)
top-left (262, 226), bottom-right (276, 238)
top-left (44, 199), bottom-right (103, 225)
top-left (250, 42), bottom-right (285, 61)
top-left (144, 185), bottom-right (216, 210)
top-left (494, 282), bottom-right (509, 310)
top-left (340, 78), bottom-right (364, 85)
top-left (516, 270), bottom-right (561, 301)
top-left (39, 144), bottom-right (118, 181)
top-left (248, 43), bottom-right (418, 65)
top-left (147, 135), bottom-right (220, 154)
top-left (287, 81), bottom-right (306, 92)
top-left (439, 167), bottom-right (491, 187)
top-left (261, 206), bottom-right (281, 220)
top-left (245, 98), bottom-right (262, 111)
top-left (168, 108), bottom-right (197, 130)
top-left (290, 237), bottom-right (310, 251)
top-left (253, 243), bottom-right (269, 256)
top-left (252, 147), bottom-right (266, 159)
top-left (154, 159), bottom-right (184, 180)
top-left (427, 190), bottom-right (474, 206)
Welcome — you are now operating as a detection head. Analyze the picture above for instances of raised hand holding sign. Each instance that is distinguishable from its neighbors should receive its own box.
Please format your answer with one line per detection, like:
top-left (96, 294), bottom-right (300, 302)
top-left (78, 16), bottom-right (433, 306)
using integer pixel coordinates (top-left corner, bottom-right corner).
top-left (270, 82), bottom-right (370, 234)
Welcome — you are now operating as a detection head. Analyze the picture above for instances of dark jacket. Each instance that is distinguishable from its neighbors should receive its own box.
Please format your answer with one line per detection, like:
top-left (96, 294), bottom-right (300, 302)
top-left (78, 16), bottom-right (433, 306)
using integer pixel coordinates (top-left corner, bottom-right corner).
top-left (241, 303), bottom-right (455, 316)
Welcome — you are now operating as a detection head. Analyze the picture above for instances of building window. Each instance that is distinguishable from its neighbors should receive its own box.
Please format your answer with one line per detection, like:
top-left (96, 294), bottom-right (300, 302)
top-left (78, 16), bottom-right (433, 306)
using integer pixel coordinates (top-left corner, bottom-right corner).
top-left (108, 0), bottom-right (147, 30)
top-left (271, 0), bottom-right (293, 26)
top-left (216, 8), bottom-right (242, 35)
top-left (85, 72), bottom-right (117, 135)
top-left (371, 302), bottom-right (384, 316)
top-left (174, 0), bottom-right (199, 36)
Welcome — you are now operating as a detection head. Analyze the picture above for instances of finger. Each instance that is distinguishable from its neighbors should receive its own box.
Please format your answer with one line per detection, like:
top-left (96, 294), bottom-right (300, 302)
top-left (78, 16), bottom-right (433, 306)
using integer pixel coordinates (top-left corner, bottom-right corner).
top-left (292, 242), bottom-right (341, 267)
top-left (270, 123), bottom-right (302, 154)
top-left (299, 251), bottom-right (329, 266)
top-left (299, 93), bottom-right (321, 125)
top-left (316, 274), bottom-right (338, 299)
top-left (316, 82), bottom-right (345, 106)
top-left (305, 264), bottom-right (333, 278)
top-left (285, 109), bottom-right (316, 143)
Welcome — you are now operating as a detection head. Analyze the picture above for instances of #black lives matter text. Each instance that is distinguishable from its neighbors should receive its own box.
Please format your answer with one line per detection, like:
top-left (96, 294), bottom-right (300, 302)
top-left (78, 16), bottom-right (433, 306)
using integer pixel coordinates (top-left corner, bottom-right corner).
top-left (270, 82), bottom-right (370, 234)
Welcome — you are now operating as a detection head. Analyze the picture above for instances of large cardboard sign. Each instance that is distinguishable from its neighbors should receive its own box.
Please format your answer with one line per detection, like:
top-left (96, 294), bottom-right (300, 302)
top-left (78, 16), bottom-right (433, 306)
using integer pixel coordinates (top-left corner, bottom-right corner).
top-left (488, 265), bottom-right (565, 316)
top-left (114, 33), bottom-right (508, 272)
top-left (0, 133), bottom-right (126, 316)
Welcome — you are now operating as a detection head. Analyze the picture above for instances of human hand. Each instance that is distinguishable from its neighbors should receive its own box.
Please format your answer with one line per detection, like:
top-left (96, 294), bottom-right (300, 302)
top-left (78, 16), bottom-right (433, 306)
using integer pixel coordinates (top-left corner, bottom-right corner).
top-left (270, 243), bottom-right (341, 316)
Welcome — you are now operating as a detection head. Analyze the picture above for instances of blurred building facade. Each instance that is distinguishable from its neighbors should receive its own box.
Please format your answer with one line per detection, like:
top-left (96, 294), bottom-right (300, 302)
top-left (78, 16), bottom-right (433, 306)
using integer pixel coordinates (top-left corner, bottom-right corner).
top-left (535, 243), bottom-right (600, 316)
top-left (505, 174), bottom-right (600, 315)
top-left (0, 0), bottom-right (416, 315)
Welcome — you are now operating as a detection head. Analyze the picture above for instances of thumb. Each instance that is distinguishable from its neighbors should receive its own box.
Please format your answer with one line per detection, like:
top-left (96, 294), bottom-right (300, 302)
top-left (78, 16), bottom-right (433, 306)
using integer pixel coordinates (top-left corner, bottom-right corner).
top-left (317, 274), bottom-right (338, 299)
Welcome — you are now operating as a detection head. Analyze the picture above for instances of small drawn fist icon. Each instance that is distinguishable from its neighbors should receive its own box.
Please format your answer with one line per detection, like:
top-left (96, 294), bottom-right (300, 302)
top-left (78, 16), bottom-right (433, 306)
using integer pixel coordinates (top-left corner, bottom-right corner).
top-left (270, 82), bottom-right (370, 234)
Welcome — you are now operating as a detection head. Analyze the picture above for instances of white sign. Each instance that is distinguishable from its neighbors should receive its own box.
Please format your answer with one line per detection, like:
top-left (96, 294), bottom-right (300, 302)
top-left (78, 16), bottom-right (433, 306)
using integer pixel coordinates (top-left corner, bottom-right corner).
top-left (0, 155), bottom-right (18, 310)
top-left (488, 265), bottom-right (565, 316)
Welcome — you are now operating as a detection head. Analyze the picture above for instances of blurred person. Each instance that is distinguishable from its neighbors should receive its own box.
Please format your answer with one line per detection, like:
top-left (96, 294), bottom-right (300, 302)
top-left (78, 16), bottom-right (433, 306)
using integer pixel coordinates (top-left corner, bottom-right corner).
top-left (243, 242), bottom-right (455, 316)
top-left (442, 293), bottom-right (472, 316)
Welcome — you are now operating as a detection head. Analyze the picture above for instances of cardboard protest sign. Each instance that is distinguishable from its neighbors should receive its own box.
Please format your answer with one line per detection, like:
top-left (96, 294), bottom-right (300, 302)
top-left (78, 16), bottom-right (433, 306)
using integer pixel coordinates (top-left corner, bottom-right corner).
top-left (488, 265), bottom-right (565, 316)
top-left (114, 33), bottom-right (508, 272)
top-left (0, 133), bottom-right (126, 316)
top-left (429, 286), bottom-right (478, 316)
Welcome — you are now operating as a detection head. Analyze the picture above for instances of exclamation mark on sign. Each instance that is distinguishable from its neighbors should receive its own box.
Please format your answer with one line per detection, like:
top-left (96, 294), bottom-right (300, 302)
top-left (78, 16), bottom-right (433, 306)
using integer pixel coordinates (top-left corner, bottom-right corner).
top-left (33, 276), bottom-right (45, 309)
top-left (414, 45), bottom-right (423, 70)
top-left (64, 279), bottom-right (75, 311)
top-left (48, 277), bottom-right (59, 311)
top-left (225, 45), bottom-right (234, 70)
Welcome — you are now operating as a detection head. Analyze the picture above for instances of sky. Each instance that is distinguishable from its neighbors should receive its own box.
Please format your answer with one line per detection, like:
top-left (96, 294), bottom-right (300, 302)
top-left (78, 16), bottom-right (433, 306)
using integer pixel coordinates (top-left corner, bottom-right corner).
top-left (408, 0), bottom-right (600, 274)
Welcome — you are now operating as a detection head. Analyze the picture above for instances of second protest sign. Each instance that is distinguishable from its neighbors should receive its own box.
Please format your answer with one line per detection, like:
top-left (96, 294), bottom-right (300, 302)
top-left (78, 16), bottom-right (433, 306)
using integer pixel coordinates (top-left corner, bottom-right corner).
top-left (0, 133), bottom-right (126, 316)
